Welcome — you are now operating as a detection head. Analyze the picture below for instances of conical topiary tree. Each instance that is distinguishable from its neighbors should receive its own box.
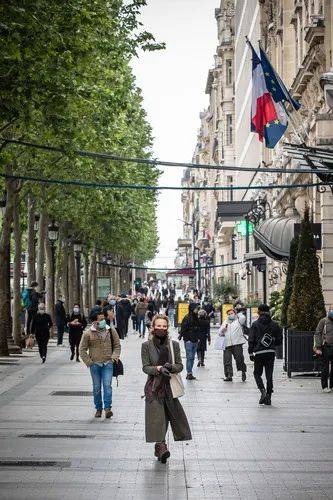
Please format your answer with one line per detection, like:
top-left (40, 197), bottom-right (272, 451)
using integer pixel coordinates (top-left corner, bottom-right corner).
top-left (281, 235), bottom-right (299, 327)
top-left (288, 206), bottom-right (326, 331)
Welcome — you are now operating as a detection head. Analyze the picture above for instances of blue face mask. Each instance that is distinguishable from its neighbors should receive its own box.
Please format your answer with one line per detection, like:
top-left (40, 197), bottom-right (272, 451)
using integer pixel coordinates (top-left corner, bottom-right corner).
top-left (109, 300), bottom-right (116, 306)
top-left (98, 319), bottom-right (106, 329)
top-left (227, 314), bottom-right (236, 321)
top-left (328, 311), bottom-right (333, 319)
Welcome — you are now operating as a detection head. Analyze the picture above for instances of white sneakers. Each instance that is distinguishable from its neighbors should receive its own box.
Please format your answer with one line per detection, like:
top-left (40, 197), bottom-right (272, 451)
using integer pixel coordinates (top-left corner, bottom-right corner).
top-left (322, 387), bottom-right (332, 393)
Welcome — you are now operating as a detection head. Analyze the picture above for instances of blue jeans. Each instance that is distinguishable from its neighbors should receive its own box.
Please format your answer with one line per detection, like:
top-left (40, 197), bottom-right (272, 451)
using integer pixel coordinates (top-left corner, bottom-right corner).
top-left (168, 309), bottom-right (175, 327)
top-left (90, 363), bottom-right (113, 410)
top-left (185, 341), bottom-right (198, 375)
top-left (138, 315), bottom-right (145, 335)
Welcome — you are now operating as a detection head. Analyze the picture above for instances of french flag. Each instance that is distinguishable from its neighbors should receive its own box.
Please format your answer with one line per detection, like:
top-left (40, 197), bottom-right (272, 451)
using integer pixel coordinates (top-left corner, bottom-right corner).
top-left (249, 41), bottom-right (288, 149)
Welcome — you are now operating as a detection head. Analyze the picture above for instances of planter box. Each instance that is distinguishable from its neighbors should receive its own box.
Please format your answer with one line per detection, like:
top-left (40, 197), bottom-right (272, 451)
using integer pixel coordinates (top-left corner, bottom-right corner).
top-left (286, 329), bottom-right (319, 378)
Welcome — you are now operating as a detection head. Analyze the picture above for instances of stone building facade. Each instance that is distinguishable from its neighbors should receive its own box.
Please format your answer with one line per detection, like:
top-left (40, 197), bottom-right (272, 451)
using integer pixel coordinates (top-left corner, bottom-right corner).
top-left (177, 0), bottom-right (333, 307)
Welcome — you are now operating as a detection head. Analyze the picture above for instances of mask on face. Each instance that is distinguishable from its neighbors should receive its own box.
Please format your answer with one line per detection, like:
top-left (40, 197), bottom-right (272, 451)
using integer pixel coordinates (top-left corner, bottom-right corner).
top-left (227, 313), bottom-right (235, 321)
top-left (73, 307), bottom-right (80, 314)
top-left (109, 299), bottom-right (116, 306)
top-left (154, 328), bottom-right (168, 338)
top-left (328, 310), bottom-right (333, 320)
top-left (38, 305), bottom-right (45, 313)
top-left (98, 319), bottom-right (106, 329)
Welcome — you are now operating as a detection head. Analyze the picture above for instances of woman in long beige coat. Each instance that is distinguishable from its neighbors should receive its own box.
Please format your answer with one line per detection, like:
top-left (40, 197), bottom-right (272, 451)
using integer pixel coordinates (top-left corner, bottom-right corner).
top-left (141, 314), bottom-right (192, 463)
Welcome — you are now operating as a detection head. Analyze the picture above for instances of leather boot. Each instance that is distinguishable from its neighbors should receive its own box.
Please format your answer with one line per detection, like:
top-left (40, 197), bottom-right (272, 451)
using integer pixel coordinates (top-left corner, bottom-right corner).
top-left (154, 442), bottom-right (170, 464)
top-left (259, 389), bottom-right (267, 404)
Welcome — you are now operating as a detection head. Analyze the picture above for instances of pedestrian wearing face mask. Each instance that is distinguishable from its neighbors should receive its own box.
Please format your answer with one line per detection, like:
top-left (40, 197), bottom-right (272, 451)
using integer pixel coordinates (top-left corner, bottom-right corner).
top-left (179, 303), bottom-right (201, 380)
top-left (54, 297), bottom-right (67, 345)
top-left (67, 304), bottom-right (87, 362)
top-left (131, 298), bottom-right (139, 332)
top-left (30, 303), bottom-right (53, 363)
top-left (248, 304), bottom-right (283, 405)
top-left (104, 296), bottom-right (126, 340)
top-left (219, 308), bottom-right (247, 382)
top-left (141, 314), bottom-right (192, 463)
top-left (314, 310), bottom-right (333, 393)
top-left (79, 311), bottom-right (121, 418)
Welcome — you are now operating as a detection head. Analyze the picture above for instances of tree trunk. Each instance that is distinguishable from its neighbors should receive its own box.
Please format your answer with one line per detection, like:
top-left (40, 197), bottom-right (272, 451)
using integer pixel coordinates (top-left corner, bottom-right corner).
top-left (36, 211), bottom-right (47, 292)
top-left (26, 196), bottom-right (36, 284)
top-left (12, 195), bottom-right (22, 350)
top-left (89, 247), bottom-right (97, 305)
top-left (0, 167), bottom-right (18, 356)
top-left (83, 253), bottom-right (90, 315)
top-left (68, 245), bottom-right (75, 310)
top-left (61, 235), bottom-right (69, 313)
top-left (44, 234), bottom-right (55, 328)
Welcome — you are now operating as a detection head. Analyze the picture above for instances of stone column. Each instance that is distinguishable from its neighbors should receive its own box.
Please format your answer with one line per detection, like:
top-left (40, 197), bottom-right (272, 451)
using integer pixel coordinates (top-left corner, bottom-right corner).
top-left (321, 190), bottom-right (333, 308)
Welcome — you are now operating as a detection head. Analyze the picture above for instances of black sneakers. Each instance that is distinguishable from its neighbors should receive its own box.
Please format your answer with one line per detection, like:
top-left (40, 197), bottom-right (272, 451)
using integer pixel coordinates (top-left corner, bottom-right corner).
top-left (259, 389), bottom-right (267, 404)
top-left (242, 371), bottom-right (247, 382)
top-left (223, 377), bottom-right (233, 382)
top-left (264, 394), bottom-right (271, 406)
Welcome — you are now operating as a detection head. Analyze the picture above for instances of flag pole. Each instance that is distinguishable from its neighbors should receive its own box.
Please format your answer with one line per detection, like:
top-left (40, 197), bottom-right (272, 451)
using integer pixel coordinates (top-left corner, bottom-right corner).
top-left (281, 103), bottom-right (307, 146)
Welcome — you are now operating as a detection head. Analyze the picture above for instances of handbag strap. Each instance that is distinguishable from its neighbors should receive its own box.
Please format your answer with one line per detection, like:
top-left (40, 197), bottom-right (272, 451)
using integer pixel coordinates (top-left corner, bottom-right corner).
top-left (169, 340), bottom-right (175, 364)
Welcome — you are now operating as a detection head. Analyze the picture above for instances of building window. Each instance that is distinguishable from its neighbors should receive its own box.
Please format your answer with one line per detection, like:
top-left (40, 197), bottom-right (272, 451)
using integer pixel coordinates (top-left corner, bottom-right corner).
top-left (227, 175), bottom-right (233, 202)
top-left (226, 59), bottom-right (233, 86)
top-left (231, 233), bottom-right (237, 260)
top-left (226, 114), bottom-right (233, 146)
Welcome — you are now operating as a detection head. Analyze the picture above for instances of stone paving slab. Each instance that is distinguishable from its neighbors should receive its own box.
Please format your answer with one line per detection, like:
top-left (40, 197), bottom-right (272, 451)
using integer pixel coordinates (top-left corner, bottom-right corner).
top-left (0, 327), bottom-right (332, 499)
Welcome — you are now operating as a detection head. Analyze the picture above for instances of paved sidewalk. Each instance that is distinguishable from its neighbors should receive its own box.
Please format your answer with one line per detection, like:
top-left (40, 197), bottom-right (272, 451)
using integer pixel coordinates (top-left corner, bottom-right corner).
top-left (0, 328), bottom-right (333, 500)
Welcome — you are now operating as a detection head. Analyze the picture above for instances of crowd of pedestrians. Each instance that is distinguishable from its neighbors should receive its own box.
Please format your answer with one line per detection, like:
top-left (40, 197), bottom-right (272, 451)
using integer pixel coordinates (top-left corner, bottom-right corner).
top-left (20, 280), bottom-right (333, 464)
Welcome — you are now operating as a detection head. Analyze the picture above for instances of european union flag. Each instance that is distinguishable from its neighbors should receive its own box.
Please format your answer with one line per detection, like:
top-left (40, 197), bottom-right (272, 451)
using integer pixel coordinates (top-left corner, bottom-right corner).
top-left (259, 46), bottom-right (301, 111)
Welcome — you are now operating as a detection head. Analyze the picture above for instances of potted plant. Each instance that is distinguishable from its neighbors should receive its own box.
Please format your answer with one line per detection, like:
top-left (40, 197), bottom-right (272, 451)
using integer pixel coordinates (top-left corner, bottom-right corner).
top-left (286, 207), bottom-right (326, 377)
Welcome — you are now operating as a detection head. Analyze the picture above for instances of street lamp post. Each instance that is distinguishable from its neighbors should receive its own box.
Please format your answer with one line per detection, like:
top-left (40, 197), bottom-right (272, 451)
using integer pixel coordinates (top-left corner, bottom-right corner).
top-left (0, 192), bottom-right (12, 347)
top-left (73, 240), bottom-right (82, 305)
top-left (48, 221), bottom-right (59, 307)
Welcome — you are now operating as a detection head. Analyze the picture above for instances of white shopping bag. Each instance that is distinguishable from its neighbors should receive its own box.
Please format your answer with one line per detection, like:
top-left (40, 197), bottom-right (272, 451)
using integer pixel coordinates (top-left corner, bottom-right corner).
top-left (214, 335), bottom-right (225, 351)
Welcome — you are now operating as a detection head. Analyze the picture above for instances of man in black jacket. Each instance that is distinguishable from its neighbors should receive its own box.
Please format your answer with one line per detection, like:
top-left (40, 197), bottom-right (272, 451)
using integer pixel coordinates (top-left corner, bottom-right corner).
top-left (248, 304), bottom-right (282, 405)
top-left (55, 298), bottom-right (67, 345)
top-left (179, 303), bottom-right (200, 380)
top-left (119, 294), bottom-right (132, 337)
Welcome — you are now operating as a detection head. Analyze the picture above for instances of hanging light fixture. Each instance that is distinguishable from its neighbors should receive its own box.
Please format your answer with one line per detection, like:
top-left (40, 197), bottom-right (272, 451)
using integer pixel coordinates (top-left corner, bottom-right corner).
top-left (48, 220), bottom-right (59, 242)
top-left (0, 190), bottom-right (7, 216)
top-left (34, 214), bottom-right (40, 231)
top-left (73, 240), bottom-right (82, 253)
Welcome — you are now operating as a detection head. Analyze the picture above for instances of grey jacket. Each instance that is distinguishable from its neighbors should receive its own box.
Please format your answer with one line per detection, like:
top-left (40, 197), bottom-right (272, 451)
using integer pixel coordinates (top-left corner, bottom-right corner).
top-left (314, 318), bottom-right (333, 348)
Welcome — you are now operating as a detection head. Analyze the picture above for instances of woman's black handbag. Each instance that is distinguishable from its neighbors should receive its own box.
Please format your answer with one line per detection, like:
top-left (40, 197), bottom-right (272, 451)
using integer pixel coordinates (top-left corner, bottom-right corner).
top-left (110, 330), bottom-right (124, 385)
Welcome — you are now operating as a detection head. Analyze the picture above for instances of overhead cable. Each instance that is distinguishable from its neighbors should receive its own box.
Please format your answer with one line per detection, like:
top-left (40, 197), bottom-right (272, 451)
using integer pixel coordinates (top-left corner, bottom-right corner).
top-left (0, 172), bottom-right (328, 192)
top-left (3, 138), bottom-right (332, 175)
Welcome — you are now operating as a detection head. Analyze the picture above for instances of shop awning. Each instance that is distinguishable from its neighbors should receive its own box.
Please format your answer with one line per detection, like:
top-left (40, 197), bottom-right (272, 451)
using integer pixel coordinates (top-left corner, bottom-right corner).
top-left (166, 268), bottom-right (195, 278)
top-left (216, 201), bottom-right (253, 221)
top-left (253, 217), bottom-right (297, 261)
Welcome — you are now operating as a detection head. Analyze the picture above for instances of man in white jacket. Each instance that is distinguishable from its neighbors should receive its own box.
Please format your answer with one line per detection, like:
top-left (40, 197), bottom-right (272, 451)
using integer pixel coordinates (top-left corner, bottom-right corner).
top-left (219, 308), bottom-right (247, 382)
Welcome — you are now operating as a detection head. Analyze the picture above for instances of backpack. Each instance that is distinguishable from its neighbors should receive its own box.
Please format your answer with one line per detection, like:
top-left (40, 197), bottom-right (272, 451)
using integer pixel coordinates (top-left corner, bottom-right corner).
top-left (21, 289), bottom-right (32, 310)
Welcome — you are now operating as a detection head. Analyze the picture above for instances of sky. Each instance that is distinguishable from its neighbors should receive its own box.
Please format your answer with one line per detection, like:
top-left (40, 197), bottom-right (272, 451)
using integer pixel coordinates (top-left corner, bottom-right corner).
top-left (132, 0), bottom-right (218, 270)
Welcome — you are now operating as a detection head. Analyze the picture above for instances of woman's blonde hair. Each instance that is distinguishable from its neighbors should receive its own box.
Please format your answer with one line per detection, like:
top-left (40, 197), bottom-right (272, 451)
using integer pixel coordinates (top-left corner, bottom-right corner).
top-left (151, 313), bottom-right (169, 329)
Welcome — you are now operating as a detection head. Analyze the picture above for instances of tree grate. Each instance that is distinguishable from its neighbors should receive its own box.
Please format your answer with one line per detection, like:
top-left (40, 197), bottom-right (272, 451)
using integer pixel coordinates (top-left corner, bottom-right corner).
top-left (50, 391), bottom-right (92, 396)
top-left (20, 434), bottom-right (94, 439)
top-left (0, 461), bottom-right (71, 468)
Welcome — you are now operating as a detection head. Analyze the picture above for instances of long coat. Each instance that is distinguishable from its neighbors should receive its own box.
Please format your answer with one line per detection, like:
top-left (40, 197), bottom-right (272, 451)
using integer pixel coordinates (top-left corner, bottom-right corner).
top-left (141, 338), bottom-right (192, 443)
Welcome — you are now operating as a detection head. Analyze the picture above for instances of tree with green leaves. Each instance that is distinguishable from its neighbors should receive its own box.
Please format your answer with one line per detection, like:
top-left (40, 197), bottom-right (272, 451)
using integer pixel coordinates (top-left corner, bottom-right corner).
top-left (281, 235), bottom-right (299, 327)
top-left (0, 0), bottom-right (164, 355)
top-left (288, 207), bottom-right (326, 331)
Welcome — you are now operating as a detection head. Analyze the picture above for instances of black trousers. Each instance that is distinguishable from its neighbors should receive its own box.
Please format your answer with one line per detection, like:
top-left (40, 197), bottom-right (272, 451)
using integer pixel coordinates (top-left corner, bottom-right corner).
top-left (124, 317), bottom-right (129, 337)
top-left (132, 315), bottom-right (138, 331)
top-left (27, 310), bottom-right (37, 334)
top-left (253, 352), bottom-right (275, 395)
top-left (35, 333), bottom-right (49, 359)
top-left (320, 344), bottom-right (333, 389)
top-left (69, 332), bottom-right (82, 359)
top-left (223, 344), bottom-right (246, 377)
